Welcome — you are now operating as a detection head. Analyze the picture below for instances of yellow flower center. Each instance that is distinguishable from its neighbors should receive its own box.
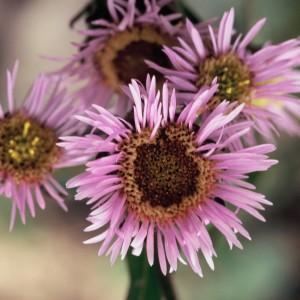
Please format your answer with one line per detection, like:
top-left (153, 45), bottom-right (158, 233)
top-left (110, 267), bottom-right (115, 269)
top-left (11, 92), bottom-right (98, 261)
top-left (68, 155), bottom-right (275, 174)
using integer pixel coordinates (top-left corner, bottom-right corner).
top-left (197, 53), bottom-right (253, 107)
top-left (0, 112), bottom-right (61, 183)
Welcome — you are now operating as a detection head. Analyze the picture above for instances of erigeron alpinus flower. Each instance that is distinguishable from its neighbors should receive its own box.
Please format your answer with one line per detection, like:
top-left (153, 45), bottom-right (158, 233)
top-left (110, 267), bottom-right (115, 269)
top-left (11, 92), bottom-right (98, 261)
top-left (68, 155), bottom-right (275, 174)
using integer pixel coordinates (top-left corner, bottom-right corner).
top-left (0, 62), bottom-right (87, 230)
top-left (148, 8), bottom-right (300, 141)
top-left (58, 0), bottom-right (182, 114)
top-left (59, 76), bottom-right (277, 276)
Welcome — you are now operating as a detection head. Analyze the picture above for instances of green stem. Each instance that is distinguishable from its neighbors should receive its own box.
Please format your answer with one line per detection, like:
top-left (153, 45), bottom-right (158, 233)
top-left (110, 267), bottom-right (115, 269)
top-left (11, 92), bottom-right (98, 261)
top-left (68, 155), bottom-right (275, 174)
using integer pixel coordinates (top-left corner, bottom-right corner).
top-left (155, 265), bottom-right (177, 300)
top-left (126, 252), bottom-right (177, 300)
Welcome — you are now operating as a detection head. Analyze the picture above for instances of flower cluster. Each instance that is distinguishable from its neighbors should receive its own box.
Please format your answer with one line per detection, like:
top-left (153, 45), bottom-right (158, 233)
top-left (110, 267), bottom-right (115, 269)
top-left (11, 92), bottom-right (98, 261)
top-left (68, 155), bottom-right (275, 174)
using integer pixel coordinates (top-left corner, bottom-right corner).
top-left (1, 0), bottom-right (300, 277)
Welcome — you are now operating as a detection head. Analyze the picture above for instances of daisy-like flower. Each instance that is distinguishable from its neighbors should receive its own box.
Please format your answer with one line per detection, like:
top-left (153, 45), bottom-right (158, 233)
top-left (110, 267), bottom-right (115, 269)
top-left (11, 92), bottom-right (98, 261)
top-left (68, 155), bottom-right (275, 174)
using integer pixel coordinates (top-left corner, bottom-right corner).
top-left (148, 8), bottom-right (300, 141)
top-left (59, 0), bottom-right (181, 114)
top-left (60, 77), bottom-right (277, 276)
top-left (0, 62), bottom-right (87, 230)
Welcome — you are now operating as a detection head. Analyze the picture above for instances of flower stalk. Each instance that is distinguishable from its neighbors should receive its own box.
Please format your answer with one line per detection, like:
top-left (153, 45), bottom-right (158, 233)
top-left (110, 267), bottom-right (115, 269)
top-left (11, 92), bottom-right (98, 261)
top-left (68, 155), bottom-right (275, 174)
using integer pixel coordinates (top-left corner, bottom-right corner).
top-left (126, 251), bottom-right (177, 300)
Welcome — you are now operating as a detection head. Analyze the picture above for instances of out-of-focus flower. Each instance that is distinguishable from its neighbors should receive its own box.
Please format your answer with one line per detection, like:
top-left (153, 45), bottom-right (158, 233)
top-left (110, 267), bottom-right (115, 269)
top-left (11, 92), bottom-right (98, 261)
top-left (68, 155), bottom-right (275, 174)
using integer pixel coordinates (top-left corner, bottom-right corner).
top-left (0, 62), bottom-right (87, 230)
top-left (58, 0), bottom-right (182, 114)
top-left (149, 8), bottom-right (300, 141)
top-left (60, 77), bottom-right (277, 276)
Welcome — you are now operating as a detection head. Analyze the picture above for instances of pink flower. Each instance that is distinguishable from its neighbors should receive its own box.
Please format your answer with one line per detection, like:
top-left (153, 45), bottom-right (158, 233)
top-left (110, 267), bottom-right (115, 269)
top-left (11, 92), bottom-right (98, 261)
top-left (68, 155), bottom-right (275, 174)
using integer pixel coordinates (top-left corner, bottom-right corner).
top-left (58, 0), bottom-right (182, 114)
top-left (0, 62), bottom-right (87, 230)
top-left (60, 76), bottom-right (277, 276)
top-left (148, 8), bottom-right (300, 142)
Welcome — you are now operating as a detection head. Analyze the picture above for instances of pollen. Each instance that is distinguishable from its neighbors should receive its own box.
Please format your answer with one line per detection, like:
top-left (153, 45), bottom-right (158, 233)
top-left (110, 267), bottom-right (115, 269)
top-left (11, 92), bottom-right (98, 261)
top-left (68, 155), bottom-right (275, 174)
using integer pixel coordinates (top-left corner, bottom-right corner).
top-left (0, 112), bottom-right (61, 183)
top-left (119, 124), bottom-right (215, 224)
top-left (94, 25), bottom-right (174, 91)
top-left (197, 53), bottom-right (253, 107)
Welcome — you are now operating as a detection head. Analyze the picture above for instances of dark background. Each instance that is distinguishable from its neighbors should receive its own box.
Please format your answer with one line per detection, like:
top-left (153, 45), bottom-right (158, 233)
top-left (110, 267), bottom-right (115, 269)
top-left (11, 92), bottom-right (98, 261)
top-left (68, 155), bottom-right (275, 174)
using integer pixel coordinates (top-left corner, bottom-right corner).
top-left (0, 0), bottom-right (299, 299)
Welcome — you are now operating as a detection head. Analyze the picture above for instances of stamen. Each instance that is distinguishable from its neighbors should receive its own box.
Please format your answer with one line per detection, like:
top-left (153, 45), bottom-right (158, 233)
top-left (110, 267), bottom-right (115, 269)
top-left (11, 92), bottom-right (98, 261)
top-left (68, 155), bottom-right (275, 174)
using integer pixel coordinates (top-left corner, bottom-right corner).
top-left (0, 112), bottom-right (61, 183)
top-left (23, 121), bottom-right (31, 137)
top-left (197, 53), bottom-right (252, 107)
top-left (120, 124), bottom-right (215, 223)
top-left (95, 25), bottom-right (173, 91)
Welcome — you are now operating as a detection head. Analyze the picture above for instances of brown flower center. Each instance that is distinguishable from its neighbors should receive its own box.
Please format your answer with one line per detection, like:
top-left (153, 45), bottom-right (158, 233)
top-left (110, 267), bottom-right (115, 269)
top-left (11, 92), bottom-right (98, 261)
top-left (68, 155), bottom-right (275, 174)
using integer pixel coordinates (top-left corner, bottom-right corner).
top-left (197, 53), bottom-right (252, 107)
top-left (95, 25), bottom-right (173, 91)
top-left (120, 124), bottom-right (215, 223)
top-left (0, 112), bottom-right (61, 183)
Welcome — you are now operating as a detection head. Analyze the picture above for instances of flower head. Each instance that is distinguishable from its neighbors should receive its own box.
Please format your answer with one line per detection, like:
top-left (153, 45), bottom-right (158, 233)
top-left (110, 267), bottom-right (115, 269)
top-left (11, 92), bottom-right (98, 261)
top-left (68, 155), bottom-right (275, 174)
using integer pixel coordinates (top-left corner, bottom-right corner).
top-left (60, 77), bottom-right (277, 276)
top-left (0, 62), bottom-right (87, 229)
top-left (59, 0), bottom-right (181, 114)
top-left (149, 8), bottom-right (300, 141)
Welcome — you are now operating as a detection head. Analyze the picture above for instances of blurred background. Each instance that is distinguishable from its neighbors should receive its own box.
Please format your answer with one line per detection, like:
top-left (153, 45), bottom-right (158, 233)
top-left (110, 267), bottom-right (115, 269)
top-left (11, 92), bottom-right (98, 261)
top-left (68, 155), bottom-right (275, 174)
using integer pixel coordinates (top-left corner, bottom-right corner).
top-left (0, 0), bottom-right (299, 299)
